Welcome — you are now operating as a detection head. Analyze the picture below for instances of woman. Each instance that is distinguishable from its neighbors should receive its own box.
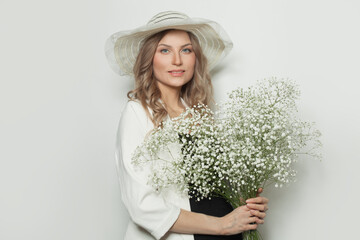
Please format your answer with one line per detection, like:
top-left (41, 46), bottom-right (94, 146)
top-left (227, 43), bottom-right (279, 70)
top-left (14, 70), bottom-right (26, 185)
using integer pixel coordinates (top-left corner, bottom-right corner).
top-left (105, 11), bottom-right (269, 240)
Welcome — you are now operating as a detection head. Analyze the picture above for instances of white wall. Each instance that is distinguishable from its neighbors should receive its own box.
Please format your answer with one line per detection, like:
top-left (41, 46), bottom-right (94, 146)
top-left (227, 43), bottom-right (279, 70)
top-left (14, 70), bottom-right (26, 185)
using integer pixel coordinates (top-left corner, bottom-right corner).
top-left (1, 0), bottom-right (359, 239)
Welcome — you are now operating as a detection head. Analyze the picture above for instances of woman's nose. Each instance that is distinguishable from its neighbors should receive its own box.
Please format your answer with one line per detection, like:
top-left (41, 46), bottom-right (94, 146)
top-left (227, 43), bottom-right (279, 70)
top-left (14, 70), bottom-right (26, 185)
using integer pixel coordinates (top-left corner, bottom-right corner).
top-left (172, 52), bottom-right (182, 66)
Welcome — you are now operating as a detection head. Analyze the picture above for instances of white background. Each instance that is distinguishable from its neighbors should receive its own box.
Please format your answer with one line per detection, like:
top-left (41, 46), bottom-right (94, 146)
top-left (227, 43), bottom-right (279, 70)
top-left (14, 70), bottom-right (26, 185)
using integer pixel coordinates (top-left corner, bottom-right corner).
top-left (1, 0), bottom-right (359, 239)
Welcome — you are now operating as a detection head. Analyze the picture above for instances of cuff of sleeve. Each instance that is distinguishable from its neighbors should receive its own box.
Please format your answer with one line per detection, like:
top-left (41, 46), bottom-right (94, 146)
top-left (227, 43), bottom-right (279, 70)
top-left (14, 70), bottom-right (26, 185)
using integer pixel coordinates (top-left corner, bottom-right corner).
top-left (151, 206), bottom-right (181, 240)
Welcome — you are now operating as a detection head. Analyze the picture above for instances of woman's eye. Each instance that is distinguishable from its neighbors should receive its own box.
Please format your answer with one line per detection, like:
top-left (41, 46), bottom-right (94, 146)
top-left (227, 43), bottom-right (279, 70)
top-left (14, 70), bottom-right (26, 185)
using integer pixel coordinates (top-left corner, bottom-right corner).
top-left (182, 48), bottom-right (192, 53)
top-left (160, 49), bottom-right (169, 53)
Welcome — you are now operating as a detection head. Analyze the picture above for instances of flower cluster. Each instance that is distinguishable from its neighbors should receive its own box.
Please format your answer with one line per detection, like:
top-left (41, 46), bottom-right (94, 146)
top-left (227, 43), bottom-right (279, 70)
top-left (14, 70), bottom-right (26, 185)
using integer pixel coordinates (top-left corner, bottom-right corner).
top-left (133, 104), bottom-right (229, 200)
top-left (131, 117), bottom-right (185, 193)
top-left (132, 78), bottom-right (321, 208)
top-left (218, 78), bottom-right (321, 205)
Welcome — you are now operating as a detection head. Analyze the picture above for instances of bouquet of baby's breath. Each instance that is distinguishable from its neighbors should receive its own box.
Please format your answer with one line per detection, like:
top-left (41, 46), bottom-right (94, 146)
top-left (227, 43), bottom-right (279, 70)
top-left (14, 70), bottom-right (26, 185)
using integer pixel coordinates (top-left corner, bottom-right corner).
top-left (132, 78), bottom-right (321, 240)
top-left (216, 78), bottom-right (321, 239)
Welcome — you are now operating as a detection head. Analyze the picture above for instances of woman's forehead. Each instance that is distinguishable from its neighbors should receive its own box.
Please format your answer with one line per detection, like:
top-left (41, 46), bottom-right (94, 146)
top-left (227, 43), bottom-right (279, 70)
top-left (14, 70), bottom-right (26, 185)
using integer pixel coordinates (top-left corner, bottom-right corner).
top-left (158, 30), bottom-right (191, 46)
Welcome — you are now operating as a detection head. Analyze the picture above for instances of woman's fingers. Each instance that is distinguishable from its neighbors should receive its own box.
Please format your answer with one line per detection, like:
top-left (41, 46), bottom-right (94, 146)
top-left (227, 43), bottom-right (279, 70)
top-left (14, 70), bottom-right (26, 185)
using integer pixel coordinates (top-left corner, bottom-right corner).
top-left (246, 203), bottom-right (268, 212)
top-left (247, 217), bottom-right (259, 224)
top-left (246, 196), bottom-right (269, 204)
top-left (256, 188), bottom-right (263, 197)
top-left (220, 205), bottom-right (265, 235)
top-left (245, 196), bottom-right (269, 217)
top-left (250, 210), bottom-right (266, 219)
top-left (244, 223), bottom-right (258, 231)
top-left (239, 207), bottom-right (265, 223)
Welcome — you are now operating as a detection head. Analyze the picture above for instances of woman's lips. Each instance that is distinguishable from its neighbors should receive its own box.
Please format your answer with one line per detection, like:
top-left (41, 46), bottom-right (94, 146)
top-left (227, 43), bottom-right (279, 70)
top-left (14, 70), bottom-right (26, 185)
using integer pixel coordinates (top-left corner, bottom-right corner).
top-left (168, 70), bottom-right (185, 77)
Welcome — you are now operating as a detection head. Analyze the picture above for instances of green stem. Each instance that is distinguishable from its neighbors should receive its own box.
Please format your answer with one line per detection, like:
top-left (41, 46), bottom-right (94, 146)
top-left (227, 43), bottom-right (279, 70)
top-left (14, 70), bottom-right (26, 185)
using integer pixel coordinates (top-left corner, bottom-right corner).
top-left (243, 229), bottom-right (262, 240)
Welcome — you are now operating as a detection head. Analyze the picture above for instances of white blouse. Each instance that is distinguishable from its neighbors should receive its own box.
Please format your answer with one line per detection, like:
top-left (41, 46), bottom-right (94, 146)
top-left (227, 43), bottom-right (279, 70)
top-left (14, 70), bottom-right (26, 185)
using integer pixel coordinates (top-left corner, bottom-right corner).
top-left (115, 100), bottom-right (194, 240)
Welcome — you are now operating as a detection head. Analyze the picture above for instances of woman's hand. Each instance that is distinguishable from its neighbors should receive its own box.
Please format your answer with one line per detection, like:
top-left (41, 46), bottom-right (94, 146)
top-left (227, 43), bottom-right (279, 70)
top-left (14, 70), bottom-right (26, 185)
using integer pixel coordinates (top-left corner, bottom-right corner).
top-left (218, 188), bottom-right (269, 235)
top-left (171, 189), bottom-right (269, 236)
top-left (245, 188), bottom-right (268, 222)
top-left (218, 205), bottom-right (260, 235)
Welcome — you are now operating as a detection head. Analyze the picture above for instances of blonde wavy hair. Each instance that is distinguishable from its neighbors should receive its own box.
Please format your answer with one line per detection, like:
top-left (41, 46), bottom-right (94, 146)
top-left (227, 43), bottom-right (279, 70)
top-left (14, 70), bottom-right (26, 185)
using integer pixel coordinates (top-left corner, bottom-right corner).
top-left (127, 29), bottom-right (213, 127)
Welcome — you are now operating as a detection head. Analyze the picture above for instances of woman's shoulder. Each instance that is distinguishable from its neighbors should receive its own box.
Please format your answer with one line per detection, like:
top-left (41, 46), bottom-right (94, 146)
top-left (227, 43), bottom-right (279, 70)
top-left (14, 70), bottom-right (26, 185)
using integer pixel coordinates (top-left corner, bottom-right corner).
top-left (121, 99), bottom-right (146, 114)
top-left (120, 100), bottom-right (152, 129)
top-left (122, 99), bottom-right (143, 112)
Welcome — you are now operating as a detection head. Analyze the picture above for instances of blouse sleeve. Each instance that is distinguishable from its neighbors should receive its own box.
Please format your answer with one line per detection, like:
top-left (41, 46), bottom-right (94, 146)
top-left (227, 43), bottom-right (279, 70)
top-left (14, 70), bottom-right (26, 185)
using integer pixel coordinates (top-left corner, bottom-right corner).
top-left (114, 100), bottom-right (180, 240)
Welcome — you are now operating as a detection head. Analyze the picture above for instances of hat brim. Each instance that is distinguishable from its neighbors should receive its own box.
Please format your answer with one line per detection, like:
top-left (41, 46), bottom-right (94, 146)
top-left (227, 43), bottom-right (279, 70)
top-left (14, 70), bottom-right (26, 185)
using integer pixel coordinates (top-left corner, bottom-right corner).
top-left (105, 17), bottom-right (233, 76)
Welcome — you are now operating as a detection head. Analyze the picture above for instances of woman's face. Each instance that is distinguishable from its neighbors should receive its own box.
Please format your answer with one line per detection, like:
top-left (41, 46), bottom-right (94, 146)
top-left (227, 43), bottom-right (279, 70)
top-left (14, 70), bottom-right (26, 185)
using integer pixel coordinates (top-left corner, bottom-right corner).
top-left (153, 30), bottom-right (196, 92)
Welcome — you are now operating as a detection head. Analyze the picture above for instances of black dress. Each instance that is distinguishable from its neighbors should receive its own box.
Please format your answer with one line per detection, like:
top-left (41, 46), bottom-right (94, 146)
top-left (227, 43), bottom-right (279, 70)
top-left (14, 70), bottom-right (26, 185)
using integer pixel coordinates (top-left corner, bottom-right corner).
top-left (190, 196), bottom-right (243, 240)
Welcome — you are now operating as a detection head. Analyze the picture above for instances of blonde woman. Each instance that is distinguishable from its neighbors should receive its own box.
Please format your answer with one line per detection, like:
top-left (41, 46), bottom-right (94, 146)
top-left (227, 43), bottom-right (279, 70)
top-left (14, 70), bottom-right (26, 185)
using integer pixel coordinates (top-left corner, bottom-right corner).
top-left (105, 11), bottom-right (269, 240)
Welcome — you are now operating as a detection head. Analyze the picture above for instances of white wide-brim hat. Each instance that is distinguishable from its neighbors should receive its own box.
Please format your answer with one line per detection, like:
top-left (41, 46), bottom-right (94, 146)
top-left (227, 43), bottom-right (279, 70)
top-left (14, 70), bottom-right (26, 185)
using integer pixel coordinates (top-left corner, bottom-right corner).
top-left (105, 11), bottom-right (233, 76)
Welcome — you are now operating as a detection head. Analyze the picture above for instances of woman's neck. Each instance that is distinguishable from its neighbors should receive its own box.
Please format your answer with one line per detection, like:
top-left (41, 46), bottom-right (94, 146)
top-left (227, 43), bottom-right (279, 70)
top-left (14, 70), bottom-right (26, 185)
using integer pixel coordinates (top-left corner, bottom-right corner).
top-left (159, 87), bottom-right (185, 118)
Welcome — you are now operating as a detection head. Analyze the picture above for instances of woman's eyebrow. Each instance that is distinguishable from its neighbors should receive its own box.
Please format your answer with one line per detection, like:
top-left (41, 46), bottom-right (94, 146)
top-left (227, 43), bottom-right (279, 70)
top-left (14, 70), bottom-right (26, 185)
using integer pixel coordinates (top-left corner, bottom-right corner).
top-left (157, 43), bottom-right (192, 48)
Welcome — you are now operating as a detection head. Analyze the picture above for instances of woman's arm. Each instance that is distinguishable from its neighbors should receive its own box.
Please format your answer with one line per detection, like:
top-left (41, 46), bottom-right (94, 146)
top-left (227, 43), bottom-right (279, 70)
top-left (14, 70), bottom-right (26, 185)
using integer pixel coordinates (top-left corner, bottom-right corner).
top-left (170, 195), bottom-right (269, 236)
top-left (116, 101), bottom-right (182, 239)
